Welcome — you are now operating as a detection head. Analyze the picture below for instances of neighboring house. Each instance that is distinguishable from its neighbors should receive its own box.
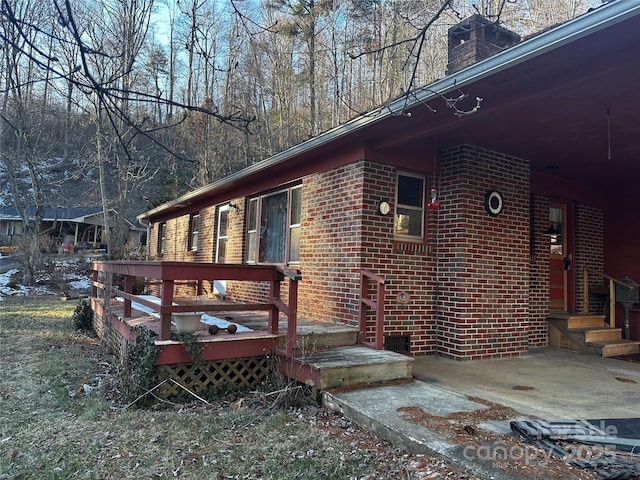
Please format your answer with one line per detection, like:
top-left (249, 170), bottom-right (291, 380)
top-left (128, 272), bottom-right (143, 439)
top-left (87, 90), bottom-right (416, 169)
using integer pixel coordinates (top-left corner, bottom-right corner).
top-left (138, 3), bottom-right (640, 360)
top-left (0, 206), bottom-right (143, 252)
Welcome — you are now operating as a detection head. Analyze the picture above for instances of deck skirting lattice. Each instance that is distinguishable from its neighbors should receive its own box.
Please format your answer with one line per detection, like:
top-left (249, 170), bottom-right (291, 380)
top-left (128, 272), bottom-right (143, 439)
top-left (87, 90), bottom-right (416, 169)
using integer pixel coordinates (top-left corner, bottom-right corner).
top-left (158, 356), bottom-right (270, 398)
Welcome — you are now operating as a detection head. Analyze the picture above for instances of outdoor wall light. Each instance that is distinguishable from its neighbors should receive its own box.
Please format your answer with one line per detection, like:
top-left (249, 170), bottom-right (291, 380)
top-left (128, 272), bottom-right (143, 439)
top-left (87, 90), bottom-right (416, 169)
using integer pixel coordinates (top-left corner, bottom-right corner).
top-left (229, 203), bottom-right (240, 213)
top-left (427, 188), bottom-right (440, 209)
top-left (543, 224), bottom-right (561, 236)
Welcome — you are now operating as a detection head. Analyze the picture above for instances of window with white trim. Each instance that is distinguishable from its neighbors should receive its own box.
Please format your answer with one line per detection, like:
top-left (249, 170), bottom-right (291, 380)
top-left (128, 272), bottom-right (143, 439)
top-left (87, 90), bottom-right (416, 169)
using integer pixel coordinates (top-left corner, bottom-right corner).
top-left (394, 173), bottom-right (425, 241)
top-left (216, 206), bottom-right (229, 263)
top-left (157, 222), bottom-right (166, 255)
top-left (188, 213), bottom-right (200, 251)
top-left (246, 185), bottom-right (301, 264)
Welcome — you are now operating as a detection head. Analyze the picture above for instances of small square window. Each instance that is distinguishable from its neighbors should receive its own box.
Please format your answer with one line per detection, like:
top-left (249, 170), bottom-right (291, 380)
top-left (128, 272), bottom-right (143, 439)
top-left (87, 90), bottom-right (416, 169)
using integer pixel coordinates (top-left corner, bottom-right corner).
top-left (395, 173), bottom-right (425, 241)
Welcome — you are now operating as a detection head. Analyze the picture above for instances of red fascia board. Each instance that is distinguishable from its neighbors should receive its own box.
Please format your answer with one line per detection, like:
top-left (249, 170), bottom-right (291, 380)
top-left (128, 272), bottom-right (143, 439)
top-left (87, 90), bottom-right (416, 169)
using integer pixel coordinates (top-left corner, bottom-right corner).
top-left (156, 334), bottom-right (277, 364)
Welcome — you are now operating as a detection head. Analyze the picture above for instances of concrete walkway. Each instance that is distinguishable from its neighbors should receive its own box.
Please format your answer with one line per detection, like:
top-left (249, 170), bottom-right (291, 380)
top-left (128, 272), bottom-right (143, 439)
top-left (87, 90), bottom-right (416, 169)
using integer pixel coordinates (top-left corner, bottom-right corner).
top-left (323, 348), bottom-right (640, 479)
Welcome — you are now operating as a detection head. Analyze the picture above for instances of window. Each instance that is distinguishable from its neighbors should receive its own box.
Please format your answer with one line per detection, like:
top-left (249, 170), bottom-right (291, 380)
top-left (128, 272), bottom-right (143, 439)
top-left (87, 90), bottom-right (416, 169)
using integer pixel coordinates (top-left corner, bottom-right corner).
top-left (188, 213), bottom-right (200, 251)
top-left (157, 222), bottom-right (166, 255)
top-left (216, 206), bottom-right (229, 263)
top-left (395, 173), bottom-right (425, 241)
top-left (246, 185), bottom-right (301, 264)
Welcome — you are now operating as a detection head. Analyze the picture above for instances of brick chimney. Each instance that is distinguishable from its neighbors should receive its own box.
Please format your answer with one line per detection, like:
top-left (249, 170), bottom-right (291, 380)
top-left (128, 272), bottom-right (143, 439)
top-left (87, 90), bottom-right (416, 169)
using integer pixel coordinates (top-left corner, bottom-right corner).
top-left (446, 15), bottom-right (520, 75)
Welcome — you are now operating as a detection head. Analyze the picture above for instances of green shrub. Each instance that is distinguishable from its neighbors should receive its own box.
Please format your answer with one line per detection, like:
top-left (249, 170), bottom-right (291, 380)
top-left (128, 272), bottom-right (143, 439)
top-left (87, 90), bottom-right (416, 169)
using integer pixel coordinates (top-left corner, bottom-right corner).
top-left (72, 299), bottom-right (94, 331)
top-left (122, 326), bottom-right (159, 405)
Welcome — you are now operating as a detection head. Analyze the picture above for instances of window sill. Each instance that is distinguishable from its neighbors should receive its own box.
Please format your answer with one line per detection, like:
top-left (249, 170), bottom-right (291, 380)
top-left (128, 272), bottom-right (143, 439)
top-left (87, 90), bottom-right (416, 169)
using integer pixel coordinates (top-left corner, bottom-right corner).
top-left (393, 240), bottom-right (429, 254)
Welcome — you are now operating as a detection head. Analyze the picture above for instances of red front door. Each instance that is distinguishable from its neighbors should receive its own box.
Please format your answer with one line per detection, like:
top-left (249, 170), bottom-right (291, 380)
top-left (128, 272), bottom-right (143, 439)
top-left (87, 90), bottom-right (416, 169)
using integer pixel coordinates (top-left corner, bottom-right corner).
top-left (549, 203), bottom-right (568, 311)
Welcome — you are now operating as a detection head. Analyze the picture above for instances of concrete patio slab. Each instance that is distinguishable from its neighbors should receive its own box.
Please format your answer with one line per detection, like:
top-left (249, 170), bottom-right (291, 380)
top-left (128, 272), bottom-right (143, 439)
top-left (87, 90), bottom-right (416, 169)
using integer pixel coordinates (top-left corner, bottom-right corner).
top-left (323, 348), bottom-right (640, 479)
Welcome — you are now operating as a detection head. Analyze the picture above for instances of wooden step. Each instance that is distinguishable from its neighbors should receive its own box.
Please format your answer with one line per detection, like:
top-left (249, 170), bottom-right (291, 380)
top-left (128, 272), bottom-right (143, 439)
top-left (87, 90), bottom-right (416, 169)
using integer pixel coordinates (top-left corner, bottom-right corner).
top-left (281, 346), bottom-right (414, 390)
top-left (547, 314), bottom-right (631, 358)
top-left (547, 313), bottom-right (607, 330)
top-left (279, 323), bottom-right (359, 351)
top-left (587, 339), bottom-right (640, 357)
top-left (570, 327), bottom-right (623, 343)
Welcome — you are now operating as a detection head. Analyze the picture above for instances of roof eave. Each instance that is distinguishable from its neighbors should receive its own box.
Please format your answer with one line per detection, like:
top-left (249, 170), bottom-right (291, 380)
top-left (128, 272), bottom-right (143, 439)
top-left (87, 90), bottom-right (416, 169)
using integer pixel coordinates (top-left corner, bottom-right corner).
top-left (138, 0), bottom-right (640, 222)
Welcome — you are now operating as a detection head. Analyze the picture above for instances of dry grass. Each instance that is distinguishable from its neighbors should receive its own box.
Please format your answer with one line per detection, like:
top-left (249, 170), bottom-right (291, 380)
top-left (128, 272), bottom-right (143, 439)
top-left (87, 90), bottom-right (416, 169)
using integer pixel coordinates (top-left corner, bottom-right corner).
top-left (1, 296), bottom-right (478, 480)
top-left (0, 296), bottom-right (382, 479)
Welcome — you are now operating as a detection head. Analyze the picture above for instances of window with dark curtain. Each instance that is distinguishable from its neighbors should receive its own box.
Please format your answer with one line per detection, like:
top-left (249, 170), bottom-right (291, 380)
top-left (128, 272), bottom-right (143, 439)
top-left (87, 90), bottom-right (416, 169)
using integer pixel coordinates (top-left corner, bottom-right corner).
top-left (259, 191), bottom-right (287, 263)
top-left (246, 185), bottom-right (301, 265)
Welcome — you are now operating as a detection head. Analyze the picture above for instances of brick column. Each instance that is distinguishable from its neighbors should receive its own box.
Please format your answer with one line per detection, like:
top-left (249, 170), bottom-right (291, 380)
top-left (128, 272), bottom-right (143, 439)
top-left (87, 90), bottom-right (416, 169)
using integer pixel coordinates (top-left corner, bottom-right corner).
top-left (436, 145), bottom-right (530, 359)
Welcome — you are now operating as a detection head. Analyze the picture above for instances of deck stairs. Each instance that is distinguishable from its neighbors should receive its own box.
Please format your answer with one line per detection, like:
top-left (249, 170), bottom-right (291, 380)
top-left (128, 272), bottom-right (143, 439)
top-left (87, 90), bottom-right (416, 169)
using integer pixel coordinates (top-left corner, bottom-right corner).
top-left (278, 323), bottom-right (414, 391)
top-left (548, 313), bottom-right (640, 357)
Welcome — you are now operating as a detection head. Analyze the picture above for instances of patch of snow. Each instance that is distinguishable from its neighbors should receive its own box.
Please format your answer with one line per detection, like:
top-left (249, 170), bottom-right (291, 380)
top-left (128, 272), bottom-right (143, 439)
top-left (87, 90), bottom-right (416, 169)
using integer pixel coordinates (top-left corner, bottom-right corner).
top-left (122, 295), bottom-right (252, 332)
top-left (0, 268), bottom-right (55, 298)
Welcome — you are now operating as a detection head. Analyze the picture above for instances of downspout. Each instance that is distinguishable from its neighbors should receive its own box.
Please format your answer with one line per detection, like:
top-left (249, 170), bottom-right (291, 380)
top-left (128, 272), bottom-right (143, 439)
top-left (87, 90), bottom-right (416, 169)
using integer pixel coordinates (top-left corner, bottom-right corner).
top-left (432, 139), bottom-right (442, 351)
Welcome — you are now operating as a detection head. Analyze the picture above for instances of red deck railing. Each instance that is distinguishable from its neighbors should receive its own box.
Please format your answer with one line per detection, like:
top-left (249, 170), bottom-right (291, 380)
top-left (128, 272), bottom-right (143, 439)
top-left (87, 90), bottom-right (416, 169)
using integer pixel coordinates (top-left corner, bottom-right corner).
top-left (358, 269), bottom-right (387, 350)
top-left (92, 261), bottom-right (302, 357)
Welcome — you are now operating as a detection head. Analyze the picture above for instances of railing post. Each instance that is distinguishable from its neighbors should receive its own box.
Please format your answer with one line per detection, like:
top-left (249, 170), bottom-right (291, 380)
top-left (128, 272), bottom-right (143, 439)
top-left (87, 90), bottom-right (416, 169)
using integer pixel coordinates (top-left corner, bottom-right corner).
top-left (159, 279), bottom-right (174, 341)
top-left (359, 270), bottom-right (386, 350)
top-left (286, 277), bottom-right (299, 358)
top-left (269, 279), bottom-right (280, 335)
top-left (92, 267), bottom-right (99, 298)
top-left (375, 280), bottom-right (385, 350)
top-left (358, 271), bottom-right (367, 345)
top-left (123, 275), bottom-right (133, 317)
top-left (609, 280), bottom-right (616, 329)
top-left (582, 267), bottom-right (589, 314)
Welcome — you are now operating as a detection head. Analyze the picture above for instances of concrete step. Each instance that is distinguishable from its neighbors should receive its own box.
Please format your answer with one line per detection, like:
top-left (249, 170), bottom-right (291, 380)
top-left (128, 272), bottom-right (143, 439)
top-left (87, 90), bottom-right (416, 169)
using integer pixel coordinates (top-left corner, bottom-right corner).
top-left (587, 340), bottom-right (640, 357)
top-left (281, 346), bottom-right (414, 390)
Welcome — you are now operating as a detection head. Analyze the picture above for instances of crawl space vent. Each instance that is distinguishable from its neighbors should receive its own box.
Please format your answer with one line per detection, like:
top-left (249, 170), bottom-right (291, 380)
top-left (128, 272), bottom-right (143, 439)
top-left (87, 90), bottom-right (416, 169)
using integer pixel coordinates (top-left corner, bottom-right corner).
top-left (384, 335), bottom-right (410, 354)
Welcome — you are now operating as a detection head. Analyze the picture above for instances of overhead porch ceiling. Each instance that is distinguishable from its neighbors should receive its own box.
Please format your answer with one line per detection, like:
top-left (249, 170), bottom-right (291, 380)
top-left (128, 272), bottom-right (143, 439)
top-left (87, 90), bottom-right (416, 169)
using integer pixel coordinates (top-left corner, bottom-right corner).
top-left (372, 4), bottom-right (640, 190)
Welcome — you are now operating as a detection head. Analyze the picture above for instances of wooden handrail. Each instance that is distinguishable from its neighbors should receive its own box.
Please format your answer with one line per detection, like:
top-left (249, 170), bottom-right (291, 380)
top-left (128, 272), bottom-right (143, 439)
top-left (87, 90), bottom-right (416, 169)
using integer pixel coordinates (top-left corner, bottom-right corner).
top-left (582, 267), bottom-right (633, 328)
top-left (92, 261), bottom-right (302, 356)
top-left (358, 270), bottom-right (387, 350)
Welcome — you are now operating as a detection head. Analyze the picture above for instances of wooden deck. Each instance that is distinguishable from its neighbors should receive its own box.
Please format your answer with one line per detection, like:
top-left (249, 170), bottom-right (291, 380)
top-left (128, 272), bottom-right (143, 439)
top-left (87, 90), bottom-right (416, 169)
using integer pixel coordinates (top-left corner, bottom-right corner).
top-left (94, 295), bottom-right (413, 389)
top-left (91, 261), bottom-right (413, 394)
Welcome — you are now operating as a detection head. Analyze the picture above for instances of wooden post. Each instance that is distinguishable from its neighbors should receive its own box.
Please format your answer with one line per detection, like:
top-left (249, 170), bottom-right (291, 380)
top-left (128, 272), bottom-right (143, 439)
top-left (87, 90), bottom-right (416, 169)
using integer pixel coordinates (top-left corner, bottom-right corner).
top-left (92, 267), bottom-right (99, 298)
top-left (123, 275), bottom-right (133, 317)
top-left (286, 277), bottom-right (298, 358)
top-left (159, 279), bottom-right (174, 341)
top-left (582, 267), bottom-right (589, 314)
top-left (358, 272), bottom-right (367, 345)
top-left (609, 280), bottom-right (616, 328)
top-left (269, 280), bottom-right (280, 335)
top-left (375, 280), bottom-right (385, 350)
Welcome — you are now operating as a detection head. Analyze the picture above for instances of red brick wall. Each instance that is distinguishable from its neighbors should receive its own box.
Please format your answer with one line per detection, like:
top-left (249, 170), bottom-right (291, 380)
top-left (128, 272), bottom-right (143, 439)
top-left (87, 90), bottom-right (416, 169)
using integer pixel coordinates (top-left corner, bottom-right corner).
top-left (574, 203), bottom-right (605, 313)
top-left (296, 161), bottom-right (366, 325)
top-left (295, 161), bottom-right (438, 354)
top-left (436, 145), bottom-right (530, 360)
top-left (146, 144), bottom-right (617, 359)
top-left (360, 163), bottom-right (437, 353)
top-left (528, 194), bottom-right (550, 347)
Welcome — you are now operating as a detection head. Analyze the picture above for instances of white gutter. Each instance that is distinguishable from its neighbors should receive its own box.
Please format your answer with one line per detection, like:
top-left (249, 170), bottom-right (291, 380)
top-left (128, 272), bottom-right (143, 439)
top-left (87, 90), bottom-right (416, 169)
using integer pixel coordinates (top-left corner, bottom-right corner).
top-left (139, 0), bottom-right (640, 222)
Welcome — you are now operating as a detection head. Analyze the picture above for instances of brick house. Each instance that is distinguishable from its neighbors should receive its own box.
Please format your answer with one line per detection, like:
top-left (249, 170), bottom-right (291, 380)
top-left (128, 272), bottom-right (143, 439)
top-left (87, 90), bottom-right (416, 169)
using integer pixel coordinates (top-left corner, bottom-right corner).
top-left (138, 3), bottom-right (640, 360)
